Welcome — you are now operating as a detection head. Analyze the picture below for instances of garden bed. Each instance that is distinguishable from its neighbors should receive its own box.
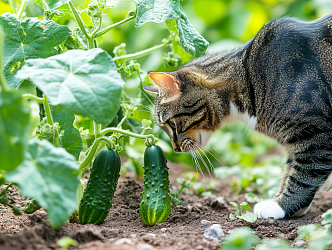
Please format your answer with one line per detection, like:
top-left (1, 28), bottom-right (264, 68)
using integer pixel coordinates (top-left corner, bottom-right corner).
top-left (0, 162), bottom-right (331, 250)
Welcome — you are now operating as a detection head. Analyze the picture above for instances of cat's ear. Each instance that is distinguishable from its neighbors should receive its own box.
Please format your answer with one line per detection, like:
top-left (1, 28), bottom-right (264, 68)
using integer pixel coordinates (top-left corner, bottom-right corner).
top-left (148, 72), bottom-right (181, 97)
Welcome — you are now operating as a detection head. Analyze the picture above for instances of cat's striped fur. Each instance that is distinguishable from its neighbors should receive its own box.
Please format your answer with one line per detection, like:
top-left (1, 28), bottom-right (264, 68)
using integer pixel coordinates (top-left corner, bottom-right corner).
top-left (145, 14), bottom-right (332, 219)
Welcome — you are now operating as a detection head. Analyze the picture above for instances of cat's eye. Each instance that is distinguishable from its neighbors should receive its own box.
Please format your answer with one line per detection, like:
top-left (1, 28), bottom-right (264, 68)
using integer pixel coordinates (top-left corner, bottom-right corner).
top-left (168, 119), bottom-right (176, 128)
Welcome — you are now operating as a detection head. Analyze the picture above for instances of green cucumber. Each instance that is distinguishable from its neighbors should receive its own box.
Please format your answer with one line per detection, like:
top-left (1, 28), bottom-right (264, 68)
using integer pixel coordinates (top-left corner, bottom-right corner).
top-left (140, 145), bottom-right (171, 226)
top-left (79, 148), bottom-right (121, 225)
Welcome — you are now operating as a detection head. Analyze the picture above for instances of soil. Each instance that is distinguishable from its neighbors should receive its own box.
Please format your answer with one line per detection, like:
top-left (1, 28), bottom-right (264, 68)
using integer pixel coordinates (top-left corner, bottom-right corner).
top-left (0, 162), bottom-right (331, 250)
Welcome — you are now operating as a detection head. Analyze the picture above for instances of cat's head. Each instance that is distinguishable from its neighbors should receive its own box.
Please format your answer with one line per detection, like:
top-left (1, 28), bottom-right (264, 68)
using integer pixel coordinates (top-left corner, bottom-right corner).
top-left (145, 67), bottom-right (225, 152)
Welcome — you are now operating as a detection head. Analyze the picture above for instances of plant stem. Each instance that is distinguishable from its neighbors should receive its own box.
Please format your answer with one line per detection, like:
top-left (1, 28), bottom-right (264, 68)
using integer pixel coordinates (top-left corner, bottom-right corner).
top-left (17, 0), bottom-right (28, 19)
top-left (100, 127), bottom-right (155, 144)
top-left (0, 27), bottom-right (8, 92)
top-left (113, 38), bottom-right (171, 61)
top-left (78, 136), bottom-right (112, 176)
top-left (94, 15), bottom-right (135, 38)
top-left (117, 114), bottom-right (128, 129)
top-left (68, 1), bottom-right (91, 41)
top-left (23, 93), bottom-right (44, 102)
top-left (43, 95), bottom-right (59, 147)
top-left (91, 17), bottom-right (103, 39)
top-left (94, 122), bottom-right (101, 139)
top-left (8, 0), bottom-right (17, 15)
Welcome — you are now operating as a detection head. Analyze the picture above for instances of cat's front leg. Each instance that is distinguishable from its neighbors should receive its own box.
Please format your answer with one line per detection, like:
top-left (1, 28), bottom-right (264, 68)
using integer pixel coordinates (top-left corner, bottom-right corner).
top-left (254, 156), bottom-right (331, 219)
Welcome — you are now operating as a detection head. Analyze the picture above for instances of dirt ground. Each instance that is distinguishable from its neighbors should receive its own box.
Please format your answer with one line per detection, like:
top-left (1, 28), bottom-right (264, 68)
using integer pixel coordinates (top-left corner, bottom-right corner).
top-left (0, 162), bottom-right (331, 250)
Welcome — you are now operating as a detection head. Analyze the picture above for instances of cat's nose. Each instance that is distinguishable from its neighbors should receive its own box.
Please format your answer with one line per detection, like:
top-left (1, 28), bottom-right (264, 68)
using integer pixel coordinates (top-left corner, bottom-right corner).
top-left (171, 139), bottom-right (182, 152)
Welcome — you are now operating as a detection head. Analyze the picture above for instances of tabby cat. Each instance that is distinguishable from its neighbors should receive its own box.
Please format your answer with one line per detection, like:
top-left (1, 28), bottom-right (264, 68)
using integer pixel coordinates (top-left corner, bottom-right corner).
top-left (144, 13), bottom-right (332, 219)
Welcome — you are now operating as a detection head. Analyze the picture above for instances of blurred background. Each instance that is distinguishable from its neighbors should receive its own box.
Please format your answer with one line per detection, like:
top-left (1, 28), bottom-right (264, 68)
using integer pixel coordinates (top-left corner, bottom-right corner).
top-left (1, 0), bottom-right (332, 198)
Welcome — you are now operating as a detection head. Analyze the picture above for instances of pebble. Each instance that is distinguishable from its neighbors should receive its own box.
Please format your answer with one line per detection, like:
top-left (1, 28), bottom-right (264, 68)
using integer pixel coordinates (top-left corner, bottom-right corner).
top-left (160, 228), bottom-right (167, 233)
top-left (203, 224), bottom-right (225, 241)
top-left (201, 220), bottom-right (218, 227)
top-left (294, 240), bottom-right (307, 247)
top-left (114, 238), bottom-right (133, 245)
top-left (193, 203), bottom-right (203, 208)
top-left (187, 205), bottom-right (193, 212)
top-left (137, 243), bottom-right (156, 250)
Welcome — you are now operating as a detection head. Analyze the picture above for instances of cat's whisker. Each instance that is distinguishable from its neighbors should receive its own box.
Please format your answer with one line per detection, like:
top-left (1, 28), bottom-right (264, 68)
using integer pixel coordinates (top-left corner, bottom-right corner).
top-left (188, 144), bottom-right (205, 178)
top-left (137, 87), bottom-right (155, 107)
top-left (190, 142), bottom-right (212, 179)
top-left (192, 141), bottom-right (222, 165)
top-left (191, 141), bottom-right (215, 171)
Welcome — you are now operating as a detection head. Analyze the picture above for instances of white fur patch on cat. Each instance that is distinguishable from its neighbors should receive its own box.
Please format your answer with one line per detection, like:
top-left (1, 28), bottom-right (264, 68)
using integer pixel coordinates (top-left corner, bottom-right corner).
top-left (223, 101), bottom-right (257, 130)
top-left (254, 200), bottom-right (286, 219)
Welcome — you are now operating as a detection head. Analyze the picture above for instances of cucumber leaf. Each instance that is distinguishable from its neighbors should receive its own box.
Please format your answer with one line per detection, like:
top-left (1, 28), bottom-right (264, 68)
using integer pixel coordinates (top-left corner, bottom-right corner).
top-left (17, 48), bottom-right (124, 124)
top-left (0, 91), bottom-right (30, 171)
top-left (36, 0), bottom-right (70, 10)
top-left (51, 107), bottom-right (83, 160)
top-left (5, 139), bottom-right (79, 229)
top-left (134, 0), bottom-right (180, 27)
top-left (133, 0), bottom-right (208, 57)
top-left (0, 13), bottom-right (71, 89)
top-left (174, 8), bottom-right (209, 57)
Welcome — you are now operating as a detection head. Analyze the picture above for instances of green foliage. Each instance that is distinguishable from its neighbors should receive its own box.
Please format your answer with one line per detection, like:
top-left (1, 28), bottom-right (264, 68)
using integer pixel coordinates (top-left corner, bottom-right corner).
top-left (229, 201), bottom-right (257, 223)
top-left (171, 172), bottom-right (216, 205)
top-left (51, 107), bottom-right (83, 160)
top-left (0, 13), bottom-right (71, 89)
top-left (17, 49), bottom-right (124, 124)
top-left (221, 227), bottom-right (259, 250)
top-left (0, 91), bottom-right (30, 171)
top-left (6, 139), bottom-right (79, 228)
top-left (57, 236), bottom-right (77, 250)
top-left (134, 0), bottom-right (208, 57)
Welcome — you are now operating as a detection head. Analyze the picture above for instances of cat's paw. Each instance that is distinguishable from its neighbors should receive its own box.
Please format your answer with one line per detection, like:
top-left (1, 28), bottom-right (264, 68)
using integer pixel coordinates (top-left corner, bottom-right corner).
top-left (254, 200), bottom-right (286, 219)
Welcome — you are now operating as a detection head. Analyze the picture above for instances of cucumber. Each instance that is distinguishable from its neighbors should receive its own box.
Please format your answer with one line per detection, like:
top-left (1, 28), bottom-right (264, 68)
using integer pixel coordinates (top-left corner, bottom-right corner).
top-left (140, 145), bottom-right (171, 226)
top-left (79, 148), bottom-right (121, 225)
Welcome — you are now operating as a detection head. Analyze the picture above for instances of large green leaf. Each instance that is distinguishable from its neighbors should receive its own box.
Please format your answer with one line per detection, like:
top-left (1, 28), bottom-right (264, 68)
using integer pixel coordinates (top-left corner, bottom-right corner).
top-left (0, 12), bottom-right (71, 89)
top-left (17, 49), bottom-right (124, 124)
top-left (134, 0), bottom-right (180, 27)
top-left (36, 0), bottom-right (70, 10)
top-left (133, 0), bottom-right (208, 57)
top-left (51, 107), bottom-right (83, 160)
top-left (6, 139), bottom-right (79, 229)
top-left (0, 91), bottom-right (30, 171)
top-left (175, 8), bottom-right (209, 57)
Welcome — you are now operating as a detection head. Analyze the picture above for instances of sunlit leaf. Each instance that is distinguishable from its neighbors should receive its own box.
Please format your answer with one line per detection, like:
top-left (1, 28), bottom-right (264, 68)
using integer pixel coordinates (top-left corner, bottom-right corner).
top-left (134, 0), bottom-right (208, 57)
top-left (0, 13), bottom-right (71, 89)
top-left (36, 0), bottom-right (70, 10)
top-left (17, 49), bottom-right (124, 124)
top-left (237, 213), bottom-right (258, 223)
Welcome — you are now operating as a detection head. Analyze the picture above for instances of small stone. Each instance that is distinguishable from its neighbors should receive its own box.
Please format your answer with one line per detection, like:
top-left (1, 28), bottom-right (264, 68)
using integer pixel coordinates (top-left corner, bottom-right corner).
top-left (201, 220), bottom-right (218, 227)
top-left (137, 243), bottom-right (156, 250)
top-left (142, 234), bottom-right (156, 242)
top-left (203, 224), bottom-right (225, 241)
top-left (295, 240), bottom-right (307, 247)
top-left (160, 228), bottom-right (167, 233)
top-left (114, 238), bottom-right (133, 245)
top-left (187, 205), bottom-right (193, 212)
top-left (161, 233), bottom-right (168, 239)
top-left (193, 203), bottom-right (203, 208)
top-left (268, 217), bottom-right (274, 224)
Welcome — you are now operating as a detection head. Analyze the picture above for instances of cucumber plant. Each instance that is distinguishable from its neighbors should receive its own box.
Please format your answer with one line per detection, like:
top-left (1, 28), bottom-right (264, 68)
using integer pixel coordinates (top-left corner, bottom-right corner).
top-left (229, 201), bottom-right (258, 223)
top-left (0, 0), bottom-right (208, 228)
